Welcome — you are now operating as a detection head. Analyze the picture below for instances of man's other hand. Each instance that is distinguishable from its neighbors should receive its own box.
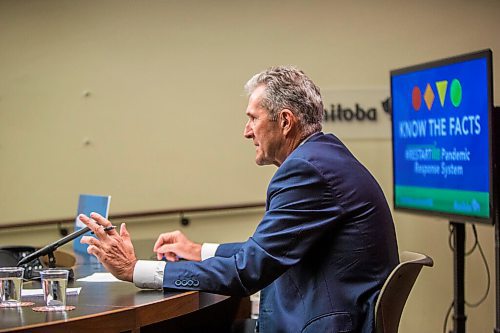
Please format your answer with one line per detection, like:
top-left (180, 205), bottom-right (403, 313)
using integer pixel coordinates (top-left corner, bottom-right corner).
top-left (153, 230), bottom-right (202, 262)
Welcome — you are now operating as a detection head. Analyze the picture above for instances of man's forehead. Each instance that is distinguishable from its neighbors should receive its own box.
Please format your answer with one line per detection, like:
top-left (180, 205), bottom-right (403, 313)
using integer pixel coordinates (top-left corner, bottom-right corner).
top-left (246, 86), bottom-right (266, 115)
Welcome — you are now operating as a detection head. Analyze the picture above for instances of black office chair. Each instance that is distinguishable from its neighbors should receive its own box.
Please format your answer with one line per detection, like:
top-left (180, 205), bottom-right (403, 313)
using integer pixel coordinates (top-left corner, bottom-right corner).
top-left (0, 249), bottom-right (19, 267)
top-left (232, 318), bottom-right (257, 333)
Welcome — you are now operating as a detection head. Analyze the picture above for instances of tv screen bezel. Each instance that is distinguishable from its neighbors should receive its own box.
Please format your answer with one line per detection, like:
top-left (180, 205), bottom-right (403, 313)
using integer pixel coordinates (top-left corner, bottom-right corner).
top-left (390, 49), bottom-right (495, 225)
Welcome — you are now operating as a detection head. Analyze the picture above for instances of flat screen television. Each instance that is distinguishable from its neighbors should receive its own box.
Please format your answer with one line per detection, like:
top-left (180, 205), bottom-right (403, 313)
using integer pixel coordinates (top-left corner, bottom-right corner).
top-left (391, 49), bottom-right (496, 224)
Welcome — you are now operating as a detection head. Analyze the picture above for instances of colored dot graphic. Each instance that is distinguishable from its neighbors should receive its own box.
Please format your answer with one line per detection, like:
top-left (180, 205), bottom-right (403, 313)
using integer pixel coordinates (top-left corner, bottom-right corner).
top-left (423, 84), bottom-right (435, 110)
top-left (412, 86), bottom-right (422, 111)
top-left (450, 79), bottom-right (462, 107)
top-left (411, 78), bottom-right (462, 110)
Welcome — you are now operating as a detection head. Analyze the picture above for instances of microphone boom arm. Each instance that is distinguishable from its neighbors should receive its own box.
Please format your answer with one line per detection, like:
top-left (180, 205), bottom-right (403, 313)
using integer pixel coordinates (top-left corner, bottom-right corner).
top-left (17, 226), bottom-right (91, 267)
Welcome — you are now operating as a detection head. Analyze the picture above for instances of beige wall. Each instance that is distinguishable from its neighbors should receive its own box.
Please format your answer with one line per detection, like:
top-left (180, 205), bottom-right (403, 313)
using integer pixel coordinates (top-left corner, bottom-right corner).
top-left (1, 1), bottom-right (500, 332)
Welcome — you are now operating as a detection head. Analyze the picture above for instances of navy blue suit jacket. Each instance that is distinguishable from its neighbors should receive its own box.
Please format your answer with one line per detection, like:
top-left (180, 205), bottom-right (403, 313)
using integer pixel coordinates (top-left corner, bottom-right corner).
top-left (163, 132), bottom-right (399, 332)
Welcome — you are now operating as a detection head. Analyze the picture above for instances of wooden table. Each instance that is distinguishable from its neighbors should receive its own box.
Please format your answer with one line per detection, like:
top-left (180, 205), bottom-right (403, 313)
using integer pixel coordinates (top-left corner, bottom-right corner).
top-left (0, 240), bottom-right (249, 333)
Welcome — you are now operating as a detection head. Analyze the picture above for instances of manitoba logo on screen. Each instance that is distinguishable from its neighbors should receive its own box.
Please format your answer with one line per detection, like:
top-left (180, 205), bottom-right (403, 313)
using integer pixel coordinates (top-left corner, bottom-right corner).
top-left (411, 79), bottom-right (462, 111)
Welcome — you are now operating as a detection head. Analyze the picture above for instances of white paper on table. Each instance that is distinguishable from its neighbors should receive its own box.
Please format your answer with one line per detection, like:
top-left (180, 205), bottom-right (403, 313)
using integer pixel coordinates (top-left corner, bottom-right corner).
top-left (76, 272), bottom-right (123, 282)
top-left (22, 287), bottom-right (82, 297)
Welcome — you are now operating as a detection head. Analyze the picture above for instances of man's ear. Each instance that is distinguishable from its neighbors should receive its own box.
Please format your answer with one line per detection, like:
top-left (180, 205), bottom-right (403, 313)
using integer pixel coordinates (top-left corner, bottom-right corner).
top-left (279, 109), bottom-right (297, 135)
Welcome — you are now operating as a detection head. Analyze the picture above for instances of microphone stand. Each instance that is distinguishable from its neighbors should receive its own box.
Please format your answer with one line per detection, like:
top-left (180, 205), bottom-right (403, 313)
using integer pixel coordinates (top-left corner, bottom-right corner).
top-left (17, 226), bottom-right (91, 269)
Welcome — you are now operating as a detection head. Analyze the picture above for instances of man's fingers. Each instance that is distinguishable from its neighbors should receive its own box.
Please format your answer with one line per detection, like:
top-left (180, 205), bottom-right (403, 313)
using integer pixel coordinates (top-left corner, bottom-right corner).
top-left (152, 231), bottom-right (190, 261)
top-left (87, 244), bottom-right (104, 258)
top-left (153, 231), bottom-right (183, 251)
top-left (89, 212), bottom-right (112, 227)
top-left (153, 233), bottom-right (172, 252)
top-left (92, 212), bottom-right (119, 234)
top-left (94, 226), bottom-right (111, 240)
top-left (120, 223), bottom-right (131, 241)
top-left (80, 213), bottom-right (118, 238)
top-left (78, 214), bottom-right (107, 237)
top-left (90, 212), bottom-right (120, 236)
top-left (81, 235), bottom-right (101, 247)
top-left (82, 236), bottom-right (104, 259)
top-left (155, 244), bottom-right (181, 261)
top-left (153, 237), bottom-right (162, 252)
top-left (155, 244), bottom-right (173, 255)
top-left (165, 253), bottom-right (179, 262)
top-left (78, 214), bottom-right (100, 233)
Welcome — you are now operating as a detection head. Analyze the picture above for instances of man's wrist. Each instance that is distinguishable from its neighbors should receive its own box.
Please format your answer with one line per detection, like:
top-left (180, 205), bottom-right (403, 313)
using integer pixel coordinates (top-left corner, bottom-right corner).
top-left (126, 259), bottom-right (138, 282)
top-left (192, 243), bottom-right (202, 261)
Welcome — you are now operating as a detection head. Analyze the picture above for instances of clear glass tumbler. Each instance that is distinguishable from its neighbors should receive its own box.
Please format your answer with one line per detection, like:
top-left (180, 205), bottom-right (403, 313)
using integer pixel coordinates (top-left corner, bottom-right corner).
top-left (40, 269), bottom-right (69, 310)
top-left (0, 267), bottom-right (24, 306)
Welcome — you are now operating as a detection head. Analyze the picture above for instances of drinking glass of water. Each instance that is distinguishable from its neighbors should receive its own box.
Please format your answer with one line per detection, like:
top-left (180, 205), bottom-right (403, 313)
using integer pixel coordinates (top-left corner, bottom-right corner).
top-left (40, 269), bottom-right (69, 310)
top-left (0, 267), bottom-right (24, 306)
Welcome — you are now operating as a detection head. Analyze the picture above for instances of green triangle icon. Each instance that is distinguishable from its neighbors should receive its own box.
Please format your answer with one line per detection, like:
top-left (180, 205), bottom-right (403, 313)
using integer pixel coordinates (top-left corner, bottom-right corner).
top-left (435, 80), bottom-right (448, 107)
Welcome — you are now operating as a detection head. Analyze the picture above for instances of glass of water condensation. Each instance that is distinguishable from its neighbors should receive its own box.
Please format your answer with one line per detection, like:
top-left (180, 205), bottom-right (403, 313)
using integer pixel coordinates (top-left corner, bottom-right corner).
top-left (0, 267), bottom-right (24, 306)
top-left (40, 269), bottom-right (69, 310)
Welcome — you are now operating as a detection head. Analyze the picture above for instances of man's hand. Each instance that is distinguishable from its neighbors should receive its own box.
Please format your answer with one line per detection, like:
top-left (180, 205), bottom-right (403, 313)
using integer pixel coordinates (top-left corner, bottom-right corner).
top-left (153, 230), bottom-right (202, 262)
top-left (79, 212), bottom-right (137, 282)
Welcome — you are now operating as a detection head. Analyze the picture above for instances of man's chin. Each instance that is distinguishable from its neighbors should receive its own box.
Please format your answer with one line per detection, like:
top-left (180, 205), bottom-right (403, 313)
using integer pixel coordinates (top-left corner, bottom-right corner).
top-left (255, 156), bottom-right (271, 166)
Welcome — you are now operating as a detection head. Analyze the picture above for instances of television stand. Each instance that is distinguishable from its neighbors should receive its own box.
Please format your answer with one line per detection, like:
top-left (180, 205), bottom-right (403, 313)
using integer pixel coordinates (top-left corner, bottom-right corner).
top-left (495, 214), bottom-right (500, 333)
top-left (450, 221), bottom-right (466, 333)
top-left (495, 105), bottom-right (500, 333)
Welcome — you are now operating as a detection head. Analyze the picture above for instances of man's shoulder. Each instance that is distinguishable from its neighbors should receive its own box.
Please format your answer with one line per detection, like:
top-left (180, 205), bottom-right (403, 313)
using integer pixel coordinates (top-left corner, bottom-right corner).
top-left (290, 132), bottom-right (351, 164)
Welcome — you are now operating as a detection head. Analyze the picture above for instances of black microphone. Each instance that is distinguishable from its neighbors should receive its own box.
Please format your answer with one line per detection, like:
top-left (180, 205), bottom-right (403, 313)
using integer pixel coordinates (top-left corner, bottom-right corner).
top-left (17, 227), bottom-right (91, 267)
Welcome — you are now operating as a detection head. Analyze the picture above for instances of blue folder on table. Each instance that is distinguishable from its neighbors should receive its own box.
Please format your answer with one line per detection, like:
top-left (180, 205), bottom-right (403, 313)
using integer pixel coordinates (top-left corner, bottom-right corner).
top-left (73, 194), bottom-right (111, 262)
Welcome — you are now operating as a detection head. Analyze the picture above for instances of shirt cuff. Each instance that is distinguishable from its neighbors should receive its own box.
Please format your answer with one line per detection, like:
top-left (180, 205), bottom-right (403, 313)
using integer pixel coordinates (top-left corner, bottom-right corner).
top-left (133, 260), bottom-right (166, 289)
top-left (201, 243), bottom-right (220, 260)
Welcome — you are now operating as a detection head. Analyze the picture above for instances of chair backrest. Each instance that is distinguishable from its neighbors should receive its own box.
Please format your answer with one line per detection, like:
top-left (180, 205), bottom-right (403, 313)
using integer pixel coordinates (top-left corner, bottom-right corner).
top-left (375, 251), bottom-right (434, 333)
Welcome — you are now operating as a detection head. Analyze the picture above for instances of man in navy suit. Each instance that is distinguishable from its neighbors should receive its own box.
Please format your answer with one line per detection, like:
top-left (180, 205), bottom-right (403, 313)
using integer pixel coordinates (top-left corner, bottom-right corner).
top-left (80, 66), bottom-right (399, 332)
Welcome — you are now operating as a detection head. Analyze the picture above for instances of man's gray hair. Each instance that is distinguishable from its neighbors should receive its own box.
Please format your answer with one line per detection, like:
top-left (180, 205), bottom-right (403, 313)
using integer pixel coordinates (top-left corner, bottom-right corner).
top-left (244, 66), bottom-right (324, 137)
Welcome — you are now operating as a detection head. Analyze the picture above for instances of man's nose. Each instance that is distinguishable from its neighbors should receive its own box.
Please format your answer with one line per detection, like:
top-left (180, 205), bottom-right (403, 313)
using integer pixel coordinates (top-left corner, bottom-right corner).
top-left (243, 121), bottom-right (253, 138)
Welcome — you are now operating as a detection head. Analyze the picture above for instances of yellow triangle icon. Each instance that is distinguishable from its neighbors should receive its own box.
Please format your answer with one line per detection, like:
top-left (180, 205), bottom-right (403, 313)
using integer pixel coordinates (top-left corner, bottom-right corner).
top-left (435, 80), bottom-right (448, 107)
